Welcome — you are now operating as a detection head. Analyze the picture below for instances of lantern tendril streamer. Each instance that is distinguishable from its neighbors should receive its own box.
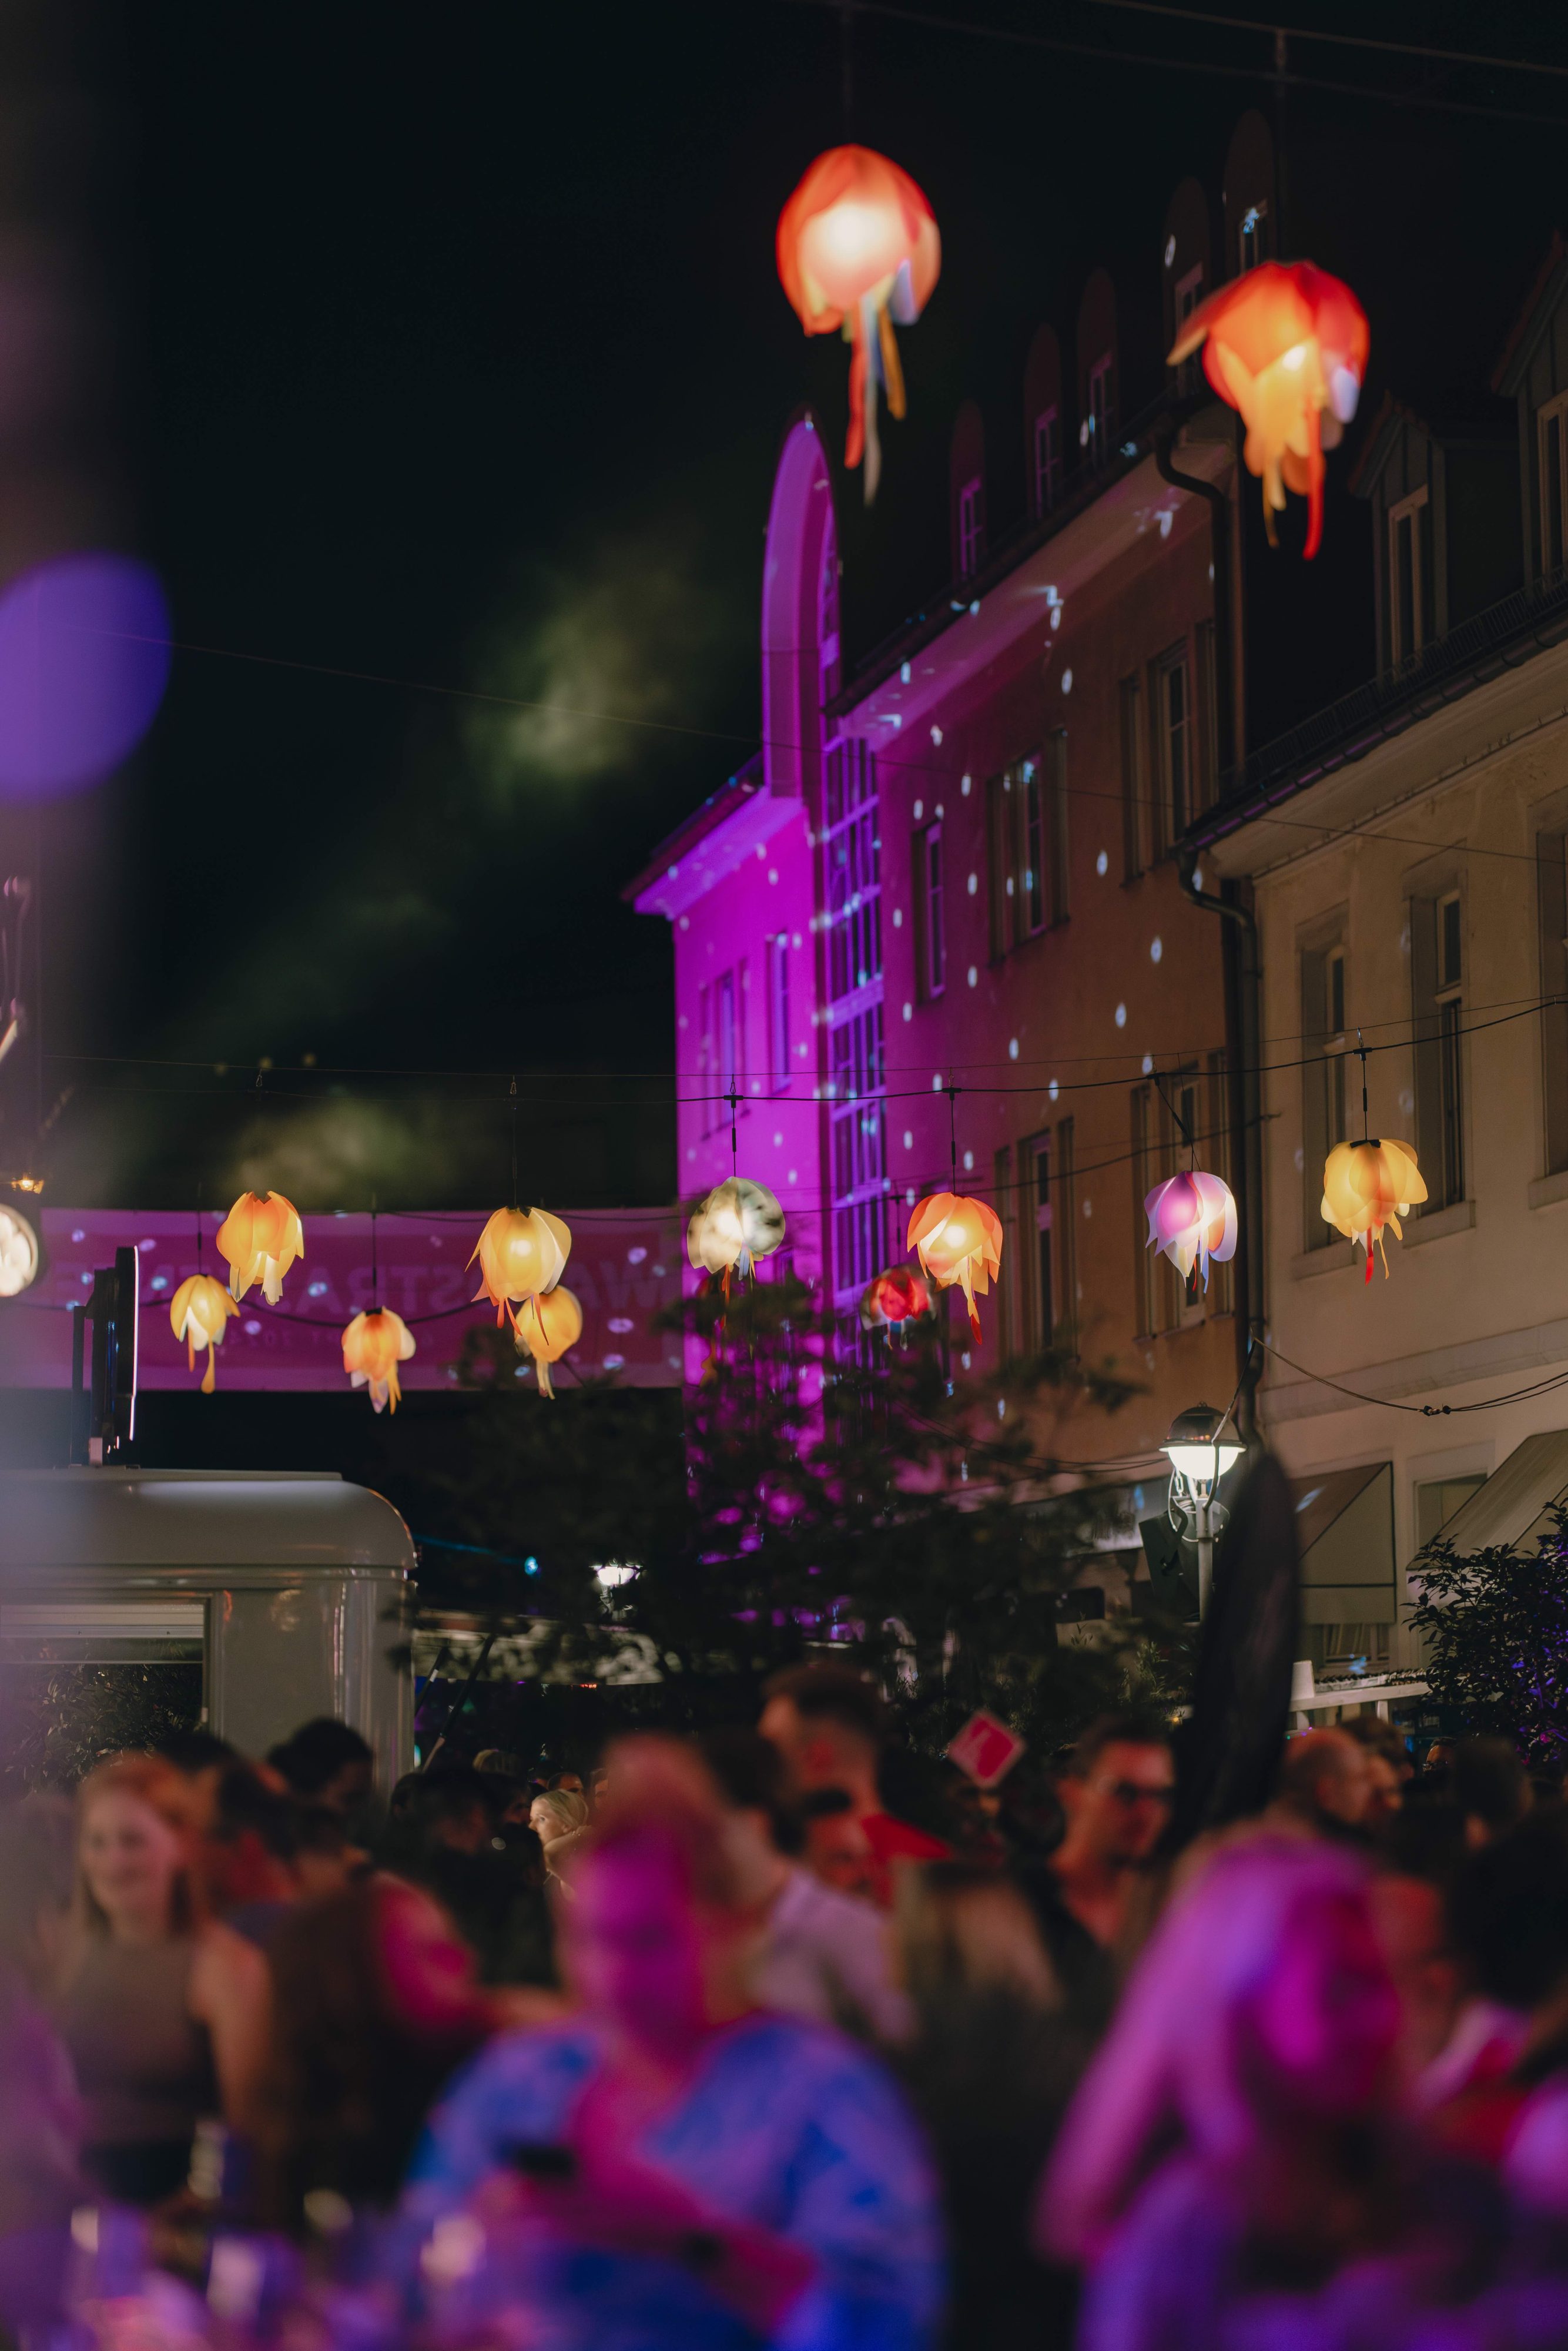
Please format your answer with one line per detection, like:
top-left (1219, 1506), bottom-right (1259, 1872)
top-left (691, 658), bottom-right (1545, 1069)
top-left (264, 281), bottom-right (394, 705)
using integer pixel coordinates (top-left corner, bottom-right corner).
top-left (514, 1284), bottom-right (583, 1401)
top-left (777, 145), bottom-right (941, 503)
top-left (1168, 260), bottom-right (1368, 558)
top-left (687, 1178), bottom-right (785, 1298)
top-left (169, 1274), bottom-right (237, 1394)
top-left (341, 1306), bottom-right (416, 1414)
top-left (907, 1192), bottom-right (1003, 1344)
top-left (216, 1190), bottom-right (305, 1305)
top-left (1144, 1170), bottom-right (1238, 1293)
top-left (1321, 1138), bottom-right (1428, 1282)
top-left (468, 1207), bottom-right (571, 1331)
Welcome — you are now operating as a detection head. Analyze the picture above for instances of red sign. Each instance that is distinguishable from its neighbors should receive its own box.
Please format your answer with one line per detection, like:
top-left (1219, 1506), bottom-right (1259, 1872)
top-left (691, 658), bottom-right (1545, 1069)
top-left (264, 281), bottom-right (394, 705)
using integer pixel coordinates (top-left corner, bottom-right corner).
top-left (0, 1207), bottom-right (683, 1391)
top-left (946, 1709), bottom-right (1026, 1789)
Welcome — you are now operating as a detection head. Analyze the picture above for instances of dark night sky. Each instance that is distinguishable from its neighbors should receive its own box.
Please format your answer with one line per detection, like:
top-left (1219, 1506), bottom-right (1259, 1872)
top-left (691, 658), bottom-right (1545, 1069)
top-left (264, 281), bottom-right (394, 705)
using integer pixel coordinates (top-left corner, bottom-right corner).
top-left (16, 0), bottom-right (1568, 1208)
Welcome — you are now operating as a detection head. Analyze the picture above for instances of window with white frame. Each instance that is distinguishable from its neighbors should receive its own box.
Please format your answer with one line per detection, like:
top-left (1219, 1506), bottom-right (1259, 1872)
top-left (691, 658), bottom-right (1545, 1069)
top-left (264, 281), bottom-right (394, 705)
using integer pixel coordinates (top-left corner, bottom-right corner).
top-left (1021, 761), bottom-right (1045, 937)
top-left (958, 475), bottom-right (986, 575)
top-left (1174, 264), bottom-right (1204, 393)
top-left (916, 820), bottom-right (945, 998)
top-left (766, 934), bottom-right (789, 1094)
top-left (1540, 391), bottom-right (1568, 579)
top-left (1033, 406), bottom-right (1061, 515)
top-left (1388, 488), bottom-right (1429, 669)
top-left (822, 737), bottom-right (887, 1306)
top-left (1087, 353), bottom-right (1114, 468)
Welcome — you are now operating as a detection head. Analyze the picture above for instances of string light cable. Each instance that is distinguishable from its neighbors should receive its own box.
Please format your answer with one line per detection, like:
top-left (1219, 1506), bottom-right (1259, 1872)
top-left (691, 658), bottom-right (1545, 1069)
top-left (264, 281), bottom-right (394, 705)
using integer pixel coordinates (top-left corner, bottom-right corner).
top-left (1257, 1334), bottom-right (1568, 1419)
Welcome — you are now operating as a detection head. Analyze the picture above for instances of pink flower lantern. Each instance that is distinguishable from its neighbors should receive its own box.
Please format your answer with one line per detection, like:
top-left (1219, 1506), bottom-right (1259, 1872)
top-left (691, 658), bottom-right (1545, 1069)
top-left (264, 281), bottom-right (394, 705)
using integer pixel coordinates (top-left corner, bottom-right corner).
top-left (1144, 1170), bottom-right (1237, 1293)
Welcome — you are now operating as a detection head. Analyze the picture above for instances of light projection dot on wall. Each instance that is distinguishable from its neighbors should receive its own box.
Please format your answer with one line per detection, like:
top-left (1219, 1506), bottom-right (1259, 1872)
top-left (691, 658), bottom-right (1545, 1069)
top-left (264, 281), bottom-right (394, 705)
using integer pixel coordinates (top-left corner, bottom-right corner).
top-left (967, 873), bottom-right (977, 895)
top-left (906, 1187), bottom-right (917, 1204)
top-left (967, 965), bottom-right (977, 987)
top-left (963, 1148), bottom-right (974, 1170)
top-left (1294, 1146), bottom-right (1305, 1171)
top-left (961, 774), bottom-right (972, 796)
top-left (604, 1354), bottom-right (625, 1371)
top-left (903, 1130), bottom-right (913, 1149)
top-left (892, 907), bottom-right (903, 927)
top-left (1114, 1003), bottom-right (1127, 1027)
top-left (1193, 868), bottom-right (1204, 891)
top-left (1050, 608), bottom-right (1062, 631)
top-left (773, 1131), bottom-right (783, 1146)
top-left (930, 725), bottom-right (943, 745)
top-left (932, 1073), bottom-right (943, 1091)
top-left (1097, 850), bottom-right (1108, 875)
top-left (1009, 1039), bottom-right (1019, 1061)
top-left (1083, 1199), bottom-right (1093, 1219)
top-left (627, 1246), bottom-right (647, 1264)
top-left (1141, 1054), bottom-right (1154, 1075)
top-left (901, 661), bottom-right (911, 683)
top-left (1158, 510), bottom-right (1172, 540)
top-left (1164, 234), bottom-right (1177, 266)
top-left (969, 600), bottom-right (980, 617)
top-left (902, 1001), bottom-right (913, 1021)
top-left (768, 868), bottom-right (778, 883)
top-left (1150, 936), bottom-right (1163, 963)
top-left (788, 1169), bottom-right (798, 1184)
top-left (1048, 1080), bottom-right (1059, 1101)
top-left (1061, 668), bottom-right (1073, 694)
top-left (679, 916), bottom-right (689, 930)
top-left (913, 799), bottom-right (923, 820)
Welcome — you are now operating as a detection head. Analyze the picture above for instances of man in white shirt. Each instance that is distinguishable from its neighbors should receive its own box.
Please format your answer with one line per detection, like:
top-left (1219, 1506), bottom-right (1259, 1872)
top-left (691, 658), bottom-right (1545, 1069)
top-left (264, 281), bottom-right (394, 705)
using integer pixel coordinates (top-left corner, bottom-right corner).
top-left (699, 1727), bottom-right (910, 2043)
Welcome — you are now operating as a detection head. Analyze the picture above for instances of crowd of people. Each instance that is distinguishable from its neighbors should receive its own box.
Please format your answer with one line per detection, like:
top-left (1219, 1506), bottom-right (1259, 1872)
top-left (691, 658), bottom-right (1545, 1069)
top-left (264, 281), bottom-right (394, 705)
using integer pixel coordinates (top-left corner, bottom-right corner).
top-left (5, 1670), bottom-right (1568, 2348)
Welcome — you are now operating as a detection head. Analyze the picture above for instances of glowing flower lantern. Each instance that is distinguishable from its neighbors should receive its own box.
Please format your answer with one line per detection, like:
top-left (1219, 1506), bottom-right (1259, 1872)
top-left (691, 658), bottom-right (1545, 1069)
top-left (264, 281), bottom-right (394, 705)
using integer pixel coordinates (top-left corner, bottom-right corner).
top-left (907, 1192), bottom-right (1003, 1344)
top-left (169, 1274), bottom-right (237, 1394)
top-left (0, 1201), bottom-right (39, 1297)
top-left (1167, 260), bottom-right (1369, 557)
top-left (341, 1306), bottom-right (416, 1414)
top-left (1321, 1138), bottom-right (1427, 1282)
top-left (1144, 1171), bottom-right (1238, 1295)
top-left (468, 1206), bottom-right (571, 1329)
top-left (514, 1284), bottom-right (582, 1401)
top-left (777, 145), bottom-right (941, 503)
top-left (216, 1189), bottom-right (304, 1304)
top-left (686, 1177), bottom-right (785, 1295)
top-left (859, 1263), bottom-right (933, 1331)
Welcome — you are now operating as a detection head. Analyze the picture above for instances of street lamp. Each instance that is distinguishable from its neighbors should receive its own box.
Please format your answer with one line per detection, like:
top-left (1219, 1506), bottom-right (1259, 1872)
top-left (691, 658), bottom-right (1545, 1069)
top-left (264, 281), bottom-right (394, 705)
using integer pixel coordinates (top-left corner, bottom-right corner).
top-left (1162, 1404), bottom-right (1244, 1617)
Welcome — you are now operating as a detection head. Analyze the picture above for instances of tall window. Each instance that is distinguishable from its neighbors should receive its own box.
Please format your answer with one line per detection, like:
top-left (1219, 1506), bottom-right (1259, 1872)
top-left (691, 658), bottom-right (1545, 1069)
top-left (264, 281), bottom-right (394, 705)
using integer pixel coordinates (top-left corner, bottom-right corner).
top-left (818, 524), bottom-right (842, 704)
top-left (987, 769), bottom-right (1014, 959)
top-left (1033, 407), bottom-right (1061, 515)
top-left (1087, 353), bottom-right (1114, 469)
top-left (916, 820), bottom-right (945, 998)
top-left (1388, 488), bottom-right (1429, 669)
top-left (766, 935), bottom-right (789, 1094)
top-left (1120, 674), bottom-right (1146, 880)
top-left (958, 476), bottom-right (986, 576)
top-left (1301, 937), bottom-right (1348, 1250)
top-left (1174, 265), bottom-right (1204, 395)
top-left (1412, 889), bottom-right (1465, 1212)
top-left (993, 1144), bottom-right (1015, 1357)
top-left (698, 982), bottom-right (713, 1136)
top-left (1539, 825), bottom-right (1568, 1173)
top-left (1195, 619), bottom-right (1219, 812)
top-left (1206, 1051), bottom-right (1234, 1315)
top-left (1046, 734), bottom-right (1070, 925)
top-left (1021, 761), bottom-right (1045, 937)
top-left (989, 751), bottom-right (1062, 955)
top-left (1056, 1116), bottom-right (1077, 1356)
top-left (822, 738), bottom-right (886, 1304)
top-left (1155, 644), bottom-right (1192, 852)
top-left (717, 968), bottom-right (739, 1101)
top-left (1540, 393), bottom-right (1568, 579)
top-left (1238, 200), bottom-right (1268, 273)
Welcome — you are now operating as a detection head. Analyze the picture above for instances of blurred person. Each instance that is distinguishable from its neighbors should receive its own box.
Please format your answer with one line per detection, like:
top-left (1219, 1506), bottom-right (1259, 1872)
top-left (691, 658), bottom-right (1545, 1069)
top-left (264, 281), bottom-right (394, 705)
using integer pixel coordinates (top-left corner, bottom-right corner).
top-left (0, 1799), bottom-right (81, 2341)
top-left (407, 1735), bottom-right (944, 2349)
top-left (57, 1755), bottom-right (269, 2205)
top-left (1451, 1735), bottom-right (1531, 1848)
top-left (1040, 1837), bottom-right (1506, 2350)
top-left (1369, 1871), bottom-right (1465, 2095)
top-left (799, 1786), bottom-right (878, 1900)
top-left (1362, 1749), bottom-right (1405, 1838)
top-left (266, 1718), bottom-right (375, 1824)
top-left (1430, 1808), bottom-right (1568, 2161)
top-left (895, 1862), bottom-right (1083, 2351)
top-left (393, 1770), bottom-right (554, 1989)
top-left (1021, 1715), bottom-right (1174, 2032)
top-left (759, 1662), bottom-right (947, 1907)
top-left (263, 1873), bottom-right (497, 2225)
top-left (699, 1726), bottom-right (907, 2039)
top-left (1266, 1726), bottom-right (1374, 1840)
top-left (200, 1764), bottom-right (301, 1947)
top-left (154, 1730), bottom-right (243, 1831)
top-left (531, 1786), bottom-right (591, 1894)
top-left (1343, 1713), bottom-right (1414, 1784)
top-left (292, 1803), bottom-right (366, 1900)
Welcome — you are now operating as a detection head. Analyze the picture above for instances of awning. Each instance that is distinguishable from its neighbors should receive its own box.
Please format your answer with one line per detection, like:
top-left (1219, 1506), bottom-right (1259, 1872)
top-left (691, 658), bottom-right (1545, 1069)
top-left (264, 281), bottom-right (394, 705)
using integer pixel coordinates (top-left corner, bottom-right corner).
top-left (1289, 1462), bottom-right (1395, 1626)
top-left (1425, 1430), bottom-right (1568, 1559)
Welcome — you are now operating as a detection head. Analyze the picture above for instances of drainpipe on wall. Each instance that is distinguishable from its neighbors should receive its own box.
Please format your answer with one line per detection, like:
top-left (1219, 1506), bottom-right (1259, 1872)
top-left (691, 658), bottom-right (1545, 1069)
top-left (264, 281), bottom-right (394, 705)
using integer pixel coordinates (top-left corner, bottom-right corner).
top-left (1155, 420), bottom-right (1264, 1441)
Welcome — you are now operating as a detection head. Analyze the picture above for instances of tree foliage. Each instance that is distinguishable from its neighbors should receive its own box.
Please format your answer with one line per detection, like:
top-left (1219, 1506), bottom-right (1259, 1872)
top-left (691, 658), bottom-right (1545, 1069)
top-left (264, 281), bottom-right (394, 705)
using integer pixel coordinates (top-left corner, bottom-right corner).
top-left (1409, 1507), bottom-right (1568, 1761)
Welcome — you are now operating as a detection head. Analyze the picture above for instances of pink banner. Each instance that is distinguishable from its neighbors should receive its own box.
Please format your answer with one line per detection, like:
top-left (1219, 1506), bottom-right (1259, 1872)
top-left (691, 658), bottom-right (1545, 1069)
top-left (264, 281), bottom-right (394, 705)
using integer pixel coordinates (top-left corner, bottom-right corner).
top-left (0, 1208), bottom-right (684, 1391)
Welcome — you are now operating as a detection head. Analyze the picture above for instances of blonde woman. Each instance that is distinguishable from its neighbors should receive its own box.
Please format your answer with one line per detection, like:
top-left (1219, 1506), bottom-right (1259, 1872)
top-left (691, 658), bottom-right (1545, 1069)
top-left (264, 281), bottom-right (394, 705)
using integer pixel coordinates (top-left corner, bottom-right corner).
top-left (56, 1754), bottom-right (269, 2205)
top-left (530, 1786), bottom-right (591, 1888)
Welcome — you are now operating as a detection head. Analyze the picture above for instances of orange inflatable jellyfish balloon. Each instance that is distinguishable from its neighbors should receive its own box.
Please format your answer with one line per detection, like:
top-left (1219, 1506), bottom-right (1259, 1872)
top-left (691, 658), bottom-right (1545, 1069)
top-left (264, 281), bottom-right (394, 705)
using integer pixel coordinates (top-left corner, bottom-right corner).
top-left (468, 1207), bottom-right (571, 1329)
top-left (215, 1189), bottom-right (305, 1305)
top-left (859, 1263), bottom-right (933, 1332)
top-left (1321, 1138), bottom-right (1427, 1283)
top-left (514, 1284), bottom-right (583, 1401)
top-left (1167, 260), bottom-right (1369, 557)
top-left (341, 1306), bottom-right (416, 1414)
top-left (777, 145), bottom-right (941, 503)
top-left (169, 1274), bottom-right (237, 1394)
top-left (907, 1191), bottom-right (1003, 1344)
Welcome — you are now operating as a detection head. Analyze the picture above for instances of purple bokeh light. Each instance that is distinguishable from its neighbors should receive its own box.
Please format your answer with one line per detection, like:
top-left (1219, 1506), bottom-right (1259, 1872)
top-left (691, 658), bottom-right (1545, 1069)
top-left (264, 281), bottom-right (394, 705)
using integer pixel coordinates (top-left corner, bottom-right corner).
top-left (0, 552), bottom-right (170, 799)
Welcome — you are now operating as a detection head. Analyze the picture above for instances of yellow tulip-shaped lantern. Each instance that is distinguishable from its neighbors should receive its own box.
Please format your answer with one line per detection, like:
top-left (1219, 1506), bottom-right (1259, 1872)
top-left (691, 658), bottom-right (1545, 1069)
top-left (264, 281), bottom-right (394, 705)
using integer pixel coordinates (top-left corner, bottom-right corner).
top-left (169, 1274), bottom-right (238, 1394)
top-left (907, 1191), bottom-right (1003, 1344)
top-left (341, 1306), bottom-right (417, 1414)
top-left (468, 1206), bottom-right (571, 1330)
top-left (215, 1190), bottom-right (304, 1304)
top-left (514, 1283), bottom-right (582, 1401)
top-left (686, 1177), bottom-right (785, 1296)
top-left (1321, 1138), bottom-right (1427, 1282)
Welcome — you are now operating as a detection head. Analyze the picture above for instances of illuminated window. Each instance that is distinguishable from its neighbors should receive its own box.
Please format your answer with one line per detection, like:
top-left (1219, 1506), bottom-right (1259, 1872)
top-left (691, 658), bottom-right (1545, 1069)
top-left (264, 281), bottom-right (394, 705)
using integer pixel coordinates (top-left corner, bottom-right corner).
top-left (916, 820), bottom-right (945, 998)
top-left (958, 475), bottom-right (986, 576)
top-left (767, 935), bottom-right (789, 1094)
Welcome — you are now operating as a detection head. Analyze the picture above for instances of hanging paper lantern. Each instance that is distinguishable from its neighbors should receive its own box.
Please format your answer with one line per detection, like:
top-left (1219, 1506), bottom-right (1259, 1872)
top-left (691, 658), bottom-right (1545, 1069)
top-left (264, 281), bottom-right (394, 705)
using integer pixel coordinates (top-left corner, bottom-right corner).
top-left (777, 145), bottom-right (941, 504)
top-left (215, 1189), bottom-right (304, 1304)
top-left (1144, 1171), bottom-right (1238, 1294)
top-left (341, 1305), bottom-right (417, 1414)
top-left (686, 1177), bottom-right (785, 1294)
top-left (468, 1206), bottom-right (571, 1329)
top-left (514, 1283), bottom-right (583, 1402)
top-left (1167, 260), bottom-right (1368, 558)
top-left (907, 1192), bottom-right (1003, 1344)
top-left (1321, 1139), bottom-right (1427, 1282)
top-left (859, 1262), bottom-right (933, 1331)
top-left (169, 1274), bottom-right (237, 1395)
top-left (0, 1201), bottom-right (39, 1297)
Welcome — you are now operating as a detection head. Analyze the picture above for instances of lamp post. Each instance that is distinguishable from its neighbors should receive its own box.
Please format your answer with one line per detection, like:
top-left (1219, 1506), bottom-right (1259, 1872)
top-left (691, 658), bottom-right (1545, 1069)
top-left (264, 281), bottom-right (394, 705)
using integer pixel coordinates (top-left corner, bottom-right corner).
top-left (1162, 1404), bottom-right (1244, 1617)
